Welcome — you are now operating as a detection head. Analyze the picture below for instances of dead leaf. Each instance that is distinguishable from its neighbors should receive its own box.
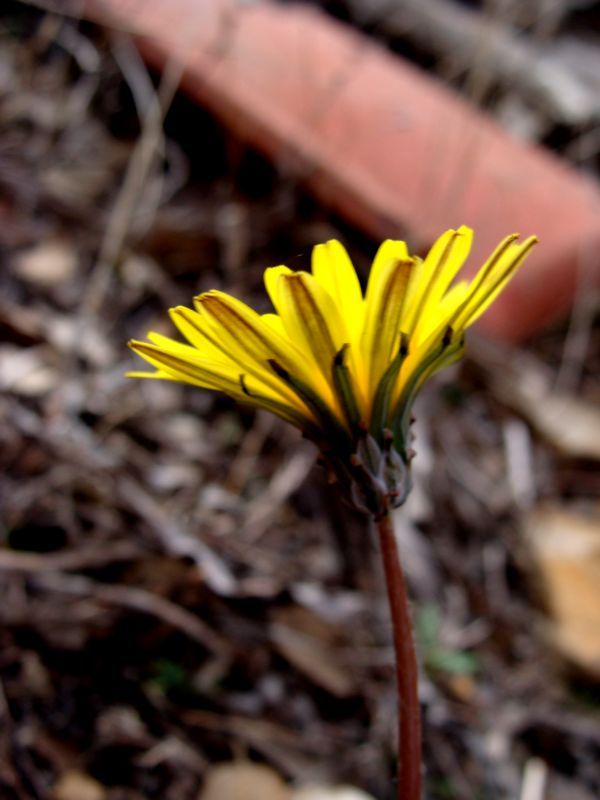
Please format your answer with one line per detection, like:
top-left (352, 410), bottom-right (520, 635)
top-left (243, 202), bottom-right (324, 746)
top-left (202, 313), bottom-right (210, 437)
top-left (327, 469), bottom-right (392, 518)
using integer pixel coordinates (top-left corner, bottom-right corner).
top-left (470, 338), bottom-right (600, 460)
top-left (199, 761), bottom-right (291, 800)
top-left (292, 787), bottom-right (376, 800)
top-left (46, 316), bottom-right (115, 367)
top-left (517, 390), bottom-right (600, 461)
top-left (183, 711), bottom-right (328, 783)
top-left (19, 651), bottom-right (53, 700)
top-left (270, 607), bottom-right (356, 698)
top-left (51, 770), bottom-right (107, 800)
top-left (0, 345), bottom-right (58, 396)
top-left (95, 706), bottom-right (152, 747)
top-left (524, 504), bottom-right (600, 678)
top-left (14, 238), bottom-right (78, 287)
top-left (120, 253), bottom-right (163, 292)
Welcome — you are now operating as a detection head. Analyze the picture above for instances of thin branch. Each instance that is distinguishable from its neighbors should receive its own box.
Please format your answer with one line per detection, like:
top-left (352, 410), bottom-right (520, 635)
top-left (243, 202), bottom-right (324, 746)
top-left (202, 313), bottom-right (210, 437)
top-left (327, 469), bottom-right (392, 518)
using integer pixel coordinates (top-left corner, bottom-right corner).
top-left (0, 549), bottom-right (230, 655)
top-left (82, 36), bottom-right (185, 314)
top-left (0, 543), bottom-right (138, 573)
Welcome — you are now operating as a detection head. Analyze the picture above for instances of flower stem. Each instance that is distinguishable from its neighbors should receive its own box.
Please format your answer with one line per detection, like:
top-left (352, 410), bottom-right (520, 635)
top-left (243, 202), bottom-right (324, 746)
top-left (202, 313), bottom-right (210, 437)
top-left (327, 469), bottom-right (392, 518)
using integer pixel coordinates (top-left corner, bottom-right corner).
top-left (376, 511), bottom-right (422, 800)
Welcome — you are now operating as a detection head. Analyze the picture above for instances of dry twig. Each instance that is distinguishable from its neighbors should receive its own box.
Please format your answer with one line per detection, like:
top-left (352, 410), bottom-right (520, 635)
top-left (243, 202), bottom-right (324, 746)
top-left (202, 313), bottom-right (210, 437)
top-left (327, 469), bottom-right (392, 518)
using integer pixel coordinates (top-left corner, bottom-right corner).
top-left (519, 758), bottom-right (548, 800)
top-left (82, 38), bottom-right (185, 314)
top-left (24, 571), bottom-right (231, 656)
top-left (118, 477), bottom-right (237, 596)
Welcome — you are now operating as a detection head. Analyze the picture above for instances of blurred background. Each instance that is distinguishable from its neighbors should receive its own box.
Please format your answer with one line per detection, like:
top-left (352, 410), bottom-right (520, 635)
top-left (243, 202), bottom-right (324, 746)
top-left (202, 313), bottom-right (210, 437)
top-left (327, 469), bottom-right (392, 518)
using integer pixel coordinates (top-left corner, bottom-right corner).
top-left (0, 1), bottom-right (599, 799)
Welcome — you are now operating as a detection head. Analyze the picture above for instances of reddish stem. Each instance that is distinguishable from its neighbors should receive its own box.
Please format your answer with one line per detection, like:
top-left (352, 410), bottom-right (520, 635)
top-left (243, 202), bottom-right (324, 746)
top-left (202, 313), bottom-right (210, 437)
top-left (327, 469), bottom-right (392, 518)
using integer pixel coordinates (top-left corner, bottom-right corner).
top-left (376, 512), bottom-right (422, 800)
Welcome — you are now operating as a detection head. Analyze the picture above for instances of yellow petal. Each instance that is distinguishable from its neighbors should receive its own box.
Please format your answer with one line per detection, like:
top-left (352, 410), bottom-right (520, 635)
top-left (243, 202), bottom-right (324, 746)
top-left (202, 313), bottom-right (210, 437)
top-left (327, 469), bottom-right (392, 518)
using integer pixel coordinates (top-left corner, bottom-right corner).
top-left (126, 370), bottom-right (180, 381)
top-left (264, 265), bottom-right (293, 311)
top-left (414, 281), bottom-right (469, 345)
top-left (129, 340), bottom-right (243, 393)
top-left (406, 226), bottom-right (473, 335)
top-left (196, 290), bottom-right (297, 370)
top-left (265, 269), bottom-right (348, 413)
top-left (144, 331), bottom-right (238, 372)
top-left (311, 240), bottom-right (364, 337)
top-left (195, 289), bottom-right (324, 413)
top-left (275, 272), bottom-right (347, 372)
top-left (261, 312), bottom-right (287, 338)
top-left (447, 234), bottom-right (518, 327)
top-left (366, 240), bottom-right (411, 296)
top-left (361, 248), bottom-right (415, 395)
top-left (169, 306), bottom-right (232, 359)
top-left (453, 235), bottom-right (538, 329)
top-left (129, 339), bottom-right (312, 429)
top-left (145, 329), bottom-right (222, 362)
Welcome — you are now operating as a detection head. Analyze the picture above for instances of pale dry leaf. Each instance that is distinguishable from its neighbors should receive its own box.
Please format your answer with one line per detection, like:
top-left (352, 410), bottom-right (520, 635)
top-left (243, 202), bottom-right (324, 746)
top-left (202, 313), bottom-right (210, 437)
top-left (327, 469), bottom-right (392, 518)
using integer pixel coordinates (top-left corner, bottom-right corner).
top-left (524, 504), bottom-right (600, 678)
top-left (14, 239), bottom-right (78, 287)
top-left (292, 786), bottom-right (376, 800)
top-left (199, 761), bottom-right (291, 800)
top-left (470, 339), bottom-right (600, 460)
top-left (51, 770), bottom-right (107, 800)
top-left (19, 651), bottom-right (53, 700)
top-left (95, 705), bottom-right (151, 747)
top-left (0, 345), bottom-right (59, 396)
top-left (120, 252), bottom-right (163, 291)
top-left (0, 298), bottom-right (44, 340)
top-left (147, 461), bottom-right (200, 492)
top-left (45, 316), bottom-right (115, 367)
top-left (290, 583), bottom-right (366, 626)
top-left (270, 607), bottom-right (356, 698)
top-left (520, 391), bottom-right (600, 461)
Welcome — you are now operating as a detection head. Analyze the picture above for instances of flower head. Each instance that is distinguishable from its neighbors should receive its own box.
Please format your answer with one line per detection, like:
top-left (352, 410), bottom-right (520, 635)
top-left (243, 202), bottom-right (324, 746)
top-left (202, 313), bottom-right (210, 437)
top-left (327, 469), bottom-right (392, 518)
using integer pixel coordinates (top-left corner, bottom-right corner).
top-left (129, 226), bottom-right (536, 516)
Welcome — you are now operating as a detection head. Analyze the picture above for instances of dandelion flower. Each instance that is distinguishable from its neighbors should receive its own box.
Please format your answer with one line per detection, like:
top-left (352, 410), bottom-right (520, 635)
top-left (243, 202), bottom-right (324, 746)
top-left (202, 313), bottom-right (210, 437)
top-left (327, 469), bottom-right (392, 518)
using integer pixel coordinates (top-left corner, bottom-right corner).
top-left (129, 226), bottom-right (536, 516)
top-left (129, 224), bottom-right (538, 799)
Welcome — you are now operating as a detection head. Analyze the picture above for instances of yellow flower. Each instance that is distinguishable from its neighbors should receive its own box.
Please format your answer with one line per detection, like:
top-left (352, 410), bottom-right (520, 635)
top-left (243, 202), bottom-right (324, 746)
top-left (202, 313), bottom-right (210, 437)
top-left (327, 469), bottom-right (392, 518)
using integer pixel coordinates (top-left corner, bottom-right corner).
top-left (129, 226), bottom-right (536, 514)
